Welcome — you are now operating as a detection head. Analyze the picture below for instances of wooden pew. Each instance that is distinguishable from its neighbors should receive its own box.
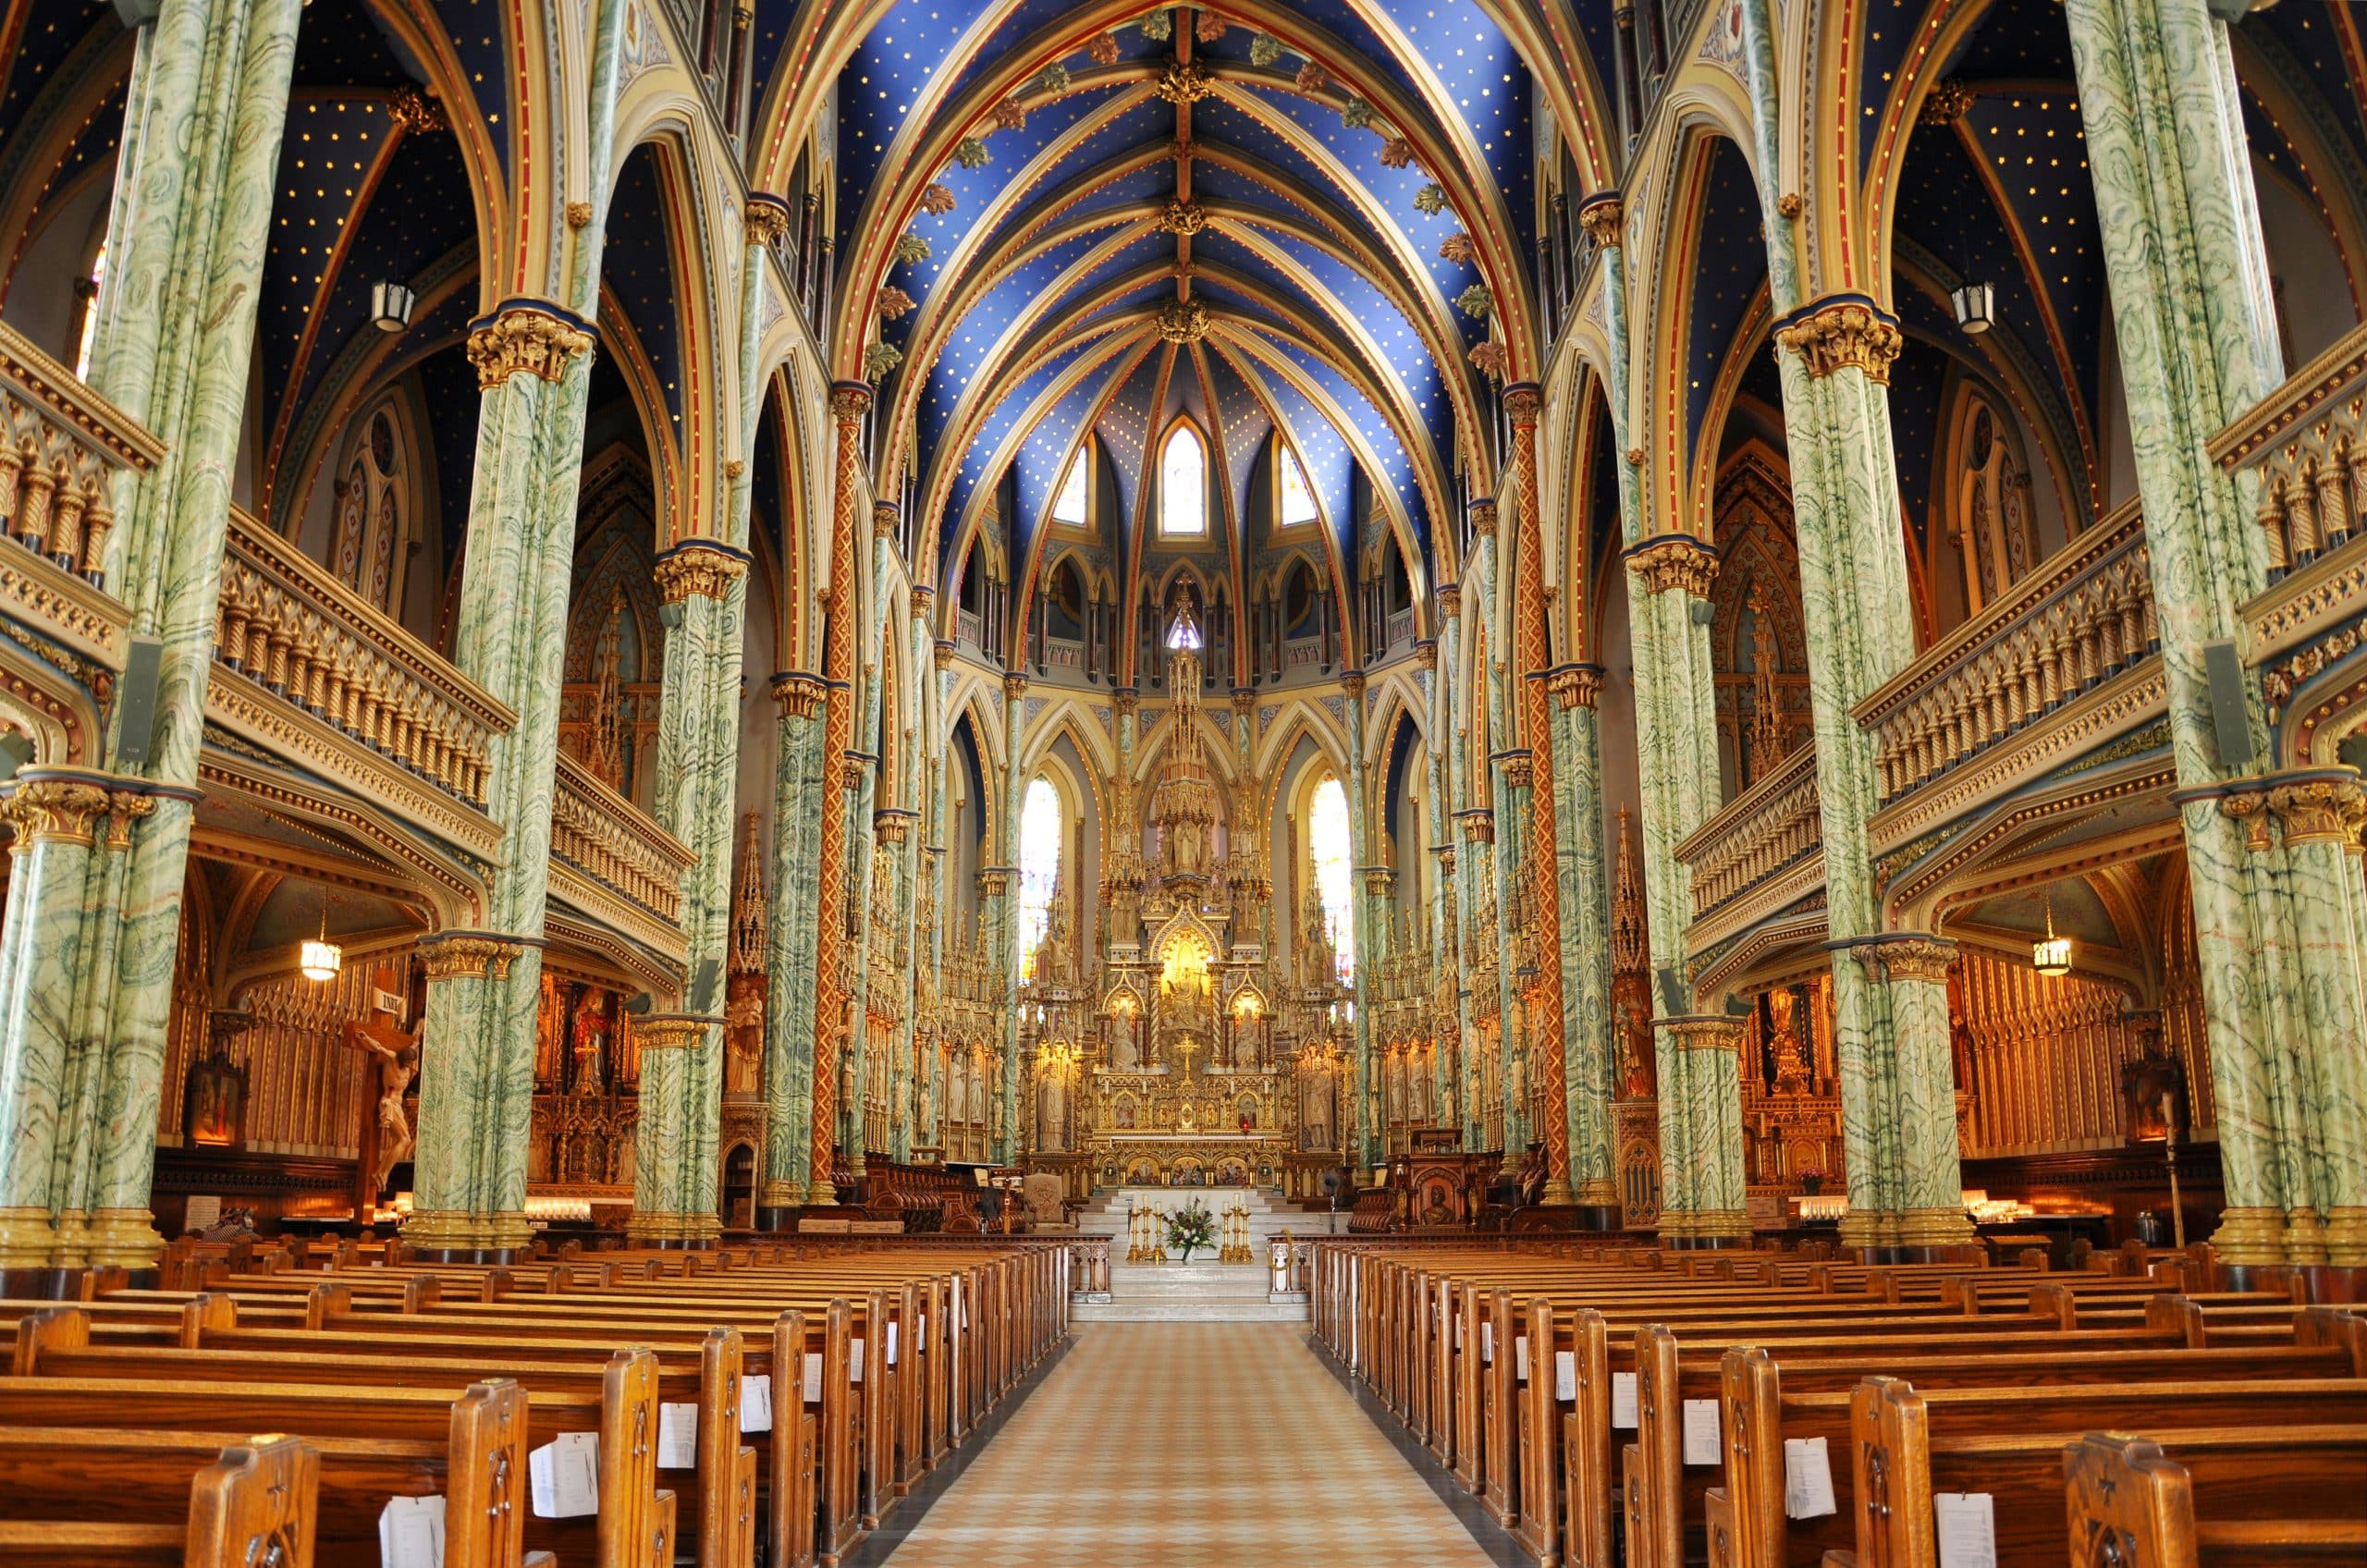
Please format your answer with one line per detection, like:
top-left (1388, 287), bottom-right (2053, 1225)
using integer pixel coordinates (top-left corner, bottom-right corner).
top-left (2061, 1428), bottom-right (2367, 1567)
top-left (0, 1434), bottom-right (319, 1568)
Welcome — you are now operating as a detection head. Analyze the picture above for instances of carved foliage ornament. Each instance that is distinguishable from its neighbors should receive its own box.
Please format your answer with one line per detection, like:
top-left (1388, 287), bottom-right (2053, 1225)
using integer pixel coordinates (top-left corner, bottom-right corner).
top-left (421, 935), bottom-right (528, 982)
top-left (772, 672), bottom-right (828, 718)
top-left (829, 382), bottom-right (874, 422)
top-left (1156, 200), bottom-right (1208, 236)
top-left (2263, 774), bottom-right (2367, 847)
top-left (1775, 299), bottom-right (1904, 384)
top-left (1155, 59), bottom-right (1215, 104)
top-left (1577, 195), bottom-right (1624, 248)
top-left (467, 305), bottom-right (595, 389)
top-left (654, 541), bottom-right (748, 604)
top-left (1626, 535), bottom-right (1719, 598)
top-left (1158, 298), bottom-right (1211, 343)
top-left (386, 86), bottom-right (448, 135)
top-left (1548, 666), bottom-right (1603, 711)
top-left (1856, 936), bottom-right (1955, 983)
top-left (744, 196), bottom-right (792, 247)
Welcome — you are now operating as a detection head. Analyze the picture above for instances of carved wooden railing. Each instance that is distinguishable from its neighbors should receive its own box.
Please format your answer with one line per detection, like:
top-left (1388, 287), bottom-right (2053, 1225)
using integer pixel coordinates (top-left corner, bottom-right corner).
top-left (549, 753), bottom-right (693, 928)
top-left (0, 319), bottom-right (157, 673)
top-left (216, 508), bottom-right (509, 808)
top-left (2214, 320), bottom-right (2367, 582)
top-left (1855, 499), bottom-right (2155, 804)
top-left (1674, 742), bottom-right (1821, 923)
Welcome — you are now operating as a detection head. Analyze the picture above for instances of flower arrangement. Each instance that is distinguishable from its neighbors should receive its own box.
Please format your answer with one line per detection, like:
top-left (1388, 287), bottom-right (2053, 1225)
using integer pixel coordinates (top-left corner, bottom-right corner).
top-left (1165, 1200), bottom-right (1218, 1263)
top-left (1796, 1168), bottom-right (1826, 1195)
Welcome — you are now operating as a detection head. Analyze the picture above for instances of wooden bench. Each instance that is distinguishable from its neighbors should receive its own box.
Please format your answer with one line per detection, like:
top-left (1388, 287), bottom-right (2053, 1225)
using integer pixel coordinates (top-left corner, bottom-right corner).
top-left (0, 1434), bottom-right (319, 1568)
top-left (2062, 1427), bottom-right (2367, 1566)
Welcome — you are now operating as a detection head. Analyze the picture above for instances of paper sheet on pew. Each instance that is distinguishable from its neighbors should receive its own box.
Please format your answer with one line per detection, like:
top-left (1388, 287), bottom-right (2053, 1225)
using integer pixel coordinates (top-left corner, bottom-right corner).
top-left (1935, 1494), bottom-right (1996, 1568)
top-left (659, 1403), bottom-right (698, 1469)
top-left (1482, 1323), bottom-right (1493, 1363)
top-left (1612, 1372), bottom-right (1637, 1427)
top-left (742, 1373), bottom-right (773, 1433)
top-left (1784, 1438), bottom-right (1836, 1519)
top-left (852, 1336), bottom-right (865, 1381)
top-left (1515, 1335), bottom-right (1528, 1382)
top-left (1555, 1351), bottom-right (1576, 1402)
top-left (1682, 1398), bottom-right (1721, 1465)
top-left (379, 1494), bottom-right (444, 1568)
top-left (889, 1322), bottom-right (899, 1367)
top-left (804, 1352), bottom-right (825, 1403)
top-left (530, 1432), bottom-right (599, 1518)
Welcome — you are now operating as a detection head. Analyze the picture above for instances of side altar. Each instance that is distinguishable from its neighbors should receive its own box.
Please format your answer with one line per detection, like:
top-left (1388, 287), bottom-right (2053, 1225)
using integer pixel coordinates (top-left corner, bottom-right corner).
top-left (1018, 593), bottom-right (1354, 1196)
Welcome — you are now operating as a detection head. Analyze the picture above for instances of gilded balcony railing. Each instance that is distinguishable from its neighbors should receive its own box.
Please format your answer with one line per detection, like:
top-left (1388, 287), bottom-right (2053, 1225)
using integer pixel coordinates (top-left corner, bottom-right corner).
top-left (0, 320), bottom-right (157, 675)
top-left (1674, 742), bottom-right (1821, 925)
top-left (549, 753), bottom-right (693, 930)
top-left (215, 508), bottom-right (510, 809)
top-left (1855, 499), bottom-right (2155, 805)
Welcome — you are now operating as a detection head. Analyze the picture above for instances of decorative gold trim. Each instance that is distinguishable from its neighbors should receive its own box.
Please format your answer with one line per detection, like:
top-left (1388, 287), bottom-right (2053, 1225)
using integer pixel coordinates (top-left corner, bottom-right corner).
top-left (744, 195), bottom-right (792, 247)
top-left (1775, 298), bottom-right (1903, 383)
top-left (1155, 200), bottom-right (1208, 236)
top-left (635, 1013), bottom-right (718, 1050)
top-left (1657, 1016), bottom-right (1745, 1051)
top-left (1626, 535), bottom-right (1718, 597)
top-left (420, 934), bottom-right (529, 982)
top-left (1154, 59), bottom-right (1215, 104)
top-left (466, 304), bottom-right (595, 389)
top-left (654, 541), bottom-right (748, 604)
top-left (1855, 935), bottom-right (1956, 983)
top-left (1576, 195), bottom-right (1623, 248)
top-left (773, 673), bottom-right (828, 719)
top-left (1003, 672), bottom-right (1029, 702)
top-left (1548, 666), bottom-right (1602, 711)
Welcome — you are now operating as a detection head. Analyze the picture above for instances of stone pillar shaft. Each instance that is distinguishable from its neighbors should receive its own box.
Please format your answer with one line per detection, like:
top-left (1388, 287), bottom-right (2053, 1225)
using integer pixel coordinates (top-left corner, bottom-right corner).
top-left (762, 676), bottom-right (828, 1207)
top-left (1551, 668), bottom-right (1617, 1205)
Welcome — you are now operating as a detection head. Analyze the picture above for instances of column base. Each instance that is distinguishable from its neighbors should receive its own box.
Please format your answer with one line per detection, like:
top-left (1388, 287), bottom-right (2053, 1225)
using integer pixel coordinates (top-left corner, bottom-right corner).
top-left (1539, 1177), bottom-right (1576, 1207)
top-left (2323, 1207), bottom-right (2367, 1268)
top-left (1660, 1207), bottom-right (1748, 1245)
top-left (0, 1206), bottom-right (60, 1270)
top-left (2283, 1206), bottom-right (2333, 1266)
top-left (401, 1207), bottom-right (536, 1263)
top-left (2210, 1206), bottom-right (2290, 1268)
top-left (760, 1178), bottom-right (807, 1208)
top-left (624, 1209), bottom-right (724, 1249)
top-left (808, 1180), bottom-right (838, 1207)
top-left (80, 1207), bottom-right (166, 1269)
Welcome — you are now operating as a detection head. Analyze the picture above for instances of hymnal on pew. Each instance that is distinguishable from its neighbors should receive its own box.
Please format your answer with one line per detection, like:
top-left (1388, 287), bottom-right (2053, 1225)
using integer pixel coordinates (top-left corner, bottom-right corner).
top-left (1783, 1437), bottom-right (1836, 1519)
top-left (530, 1431), bottom-right (599, 1518)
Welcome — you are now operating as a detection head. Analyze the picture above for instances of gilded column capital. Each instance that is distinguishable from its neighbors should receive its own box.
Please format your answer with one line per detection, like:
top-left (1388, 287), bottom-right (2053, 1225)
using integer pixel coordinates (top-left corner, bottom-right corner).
top-left (933, 638), bottom-right (958, 670)
top-left (744, 193), bottom-right (792, 247)
top-left (2263, 769), bottom-right (2367, 846)
top-left (1774, 294), bottom-right (1904, 383)
top-left (910, 584), bottom-right (936, 619)
top-left (1655, 1015), bottom-right (1745, 1051)
top-left (0, 774), bottom-right (113, 845)
top-left (1340, 669), bottom-right (1367, 700)
top-left (829, 380), bottom-right (874, 423)
top-left (874, 501), bottom-right (901, 538)
top-left (1576, 192), bottom-right (1624, 248)
top-left (466, 300), bottom-right (595, 388)
top-left (1494, 747), bottom-right (1533, 790)
top-left (1547, 663), bottom-right (1603, 711)
top-left (1437, 582), bottom-right (1460, 617)
top-left (1113, 687), bottom-right (1139, 717)
top-left (976, 868), bottom-right (1011, 898)
top-left (772, 671), bottom-right (828, 718)
top-left (1624, 533), bottom-right (1719, 597)
top-left (1363, 866), bottom-right (1394, 897)
top-left (1455, 807), bottom-right (1495, 845)
top-left (874, 807), bottom-right (917, 843)
top-left (1467, 498), bottom-right (1498, 541)
top-left (2214, 788), bottom-right (2274, 851)
top-left (1231, 687), bottom-right (1256, 715)
top-left (419, 932), bottom-right (533, 982)
top-left (1002, 672), bottom-right (1029, 702)
top-left (635, 1013), bottom-right (720, 1050)
top-left (1502, 382), bottom-right (1543, 426)
top-left (1432, 842), bottom-right (1456, 877)
top-left (653, 539), bottom-right (750, 603)
top-left (1852, 934), bottom-right (1957, 984)
top-left (1415, 638), bottom-right (1439, 670)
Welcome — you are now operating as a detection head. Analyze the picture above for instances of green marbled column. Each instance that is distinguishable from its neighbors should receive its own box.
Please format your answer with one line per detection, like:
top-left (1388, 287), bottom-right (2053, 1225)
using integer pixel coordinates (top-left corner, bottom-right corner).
top-left (628, 543), bottom-right (748, 1243)
top-left (1551, 669), bottom-right (1618, 1205)
top-left (1419, 651), bottom-right (1456, 1131)
top-left (0, 0), bottom-right (304, 1270)
top-left (1855, 939), bottom-right (1971, 1244)
top-left (2061, 0), bottom-right (2310, 1264)
top-left (1342, 669), bottom-right (1381, 1167)
top-left (1433, 590), bottom-right (1482, 1148)
top-left (761, 678), bottom-right (828, 1208)
top-left (838, 520), bottom-right (899, 1176)
top-left (1683, 1022), bottom-right (1749, 1234)
top-left (0, 786), bottom-right (105, 1267)
top-left (993, 678), bottom-right (1026, 1162)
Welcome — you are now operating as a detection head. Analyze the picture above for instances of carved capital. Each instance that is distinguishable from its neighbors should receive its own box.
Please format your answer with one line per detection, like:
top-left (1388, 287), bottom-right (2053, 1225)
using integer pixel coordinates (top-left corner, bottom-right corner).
top-left (772, 672), bottom-right (828, 719)
top-left (1437, 583), bottom-right (1461, 617)
top-left (910, 585), bottom-right (935, 619)
top-left (2218, 790), bottom-right (2274, 851)
top-left (653, 540), bottom-right (749, 604)
top-left (1775, 296), bottom-right (1903, 383)
top-left (1003, 672), bottom-right (1029, 702)
top-left (1364, 867), bottom-right (1394, 898)
top-left (874, 808), bottom-right (916, 843)
top-left (933, 639), bottom-right (958, 670)
top-left (1502, 382), bottom-right (1542, 425)
top-left (1499, 751), bottom-right (1533, 790)
top-left (1231, 687), bottom-right (1256, 715)
top-left (1657, 1015), bottom-right (1745, 1052)
top-left (1576, 193), bottom-right (1624, 248)
top-left (1433, 844), bottom-right (1457, 877)
top-left (744, 194), bottom-right (792, 247)
top-left (1415, 638), bottom-right (1439, 671)
top-left (976, 869), bottom-right (1012, 899)
top-left (1113, 688), bottom-right (1139, 717)
top-left (1856, 935), bottom-right (1956, 984)
top-left (1625, 534), bottom-right (1719, 597)
top-left (636, 1013), bottom-right (719, 1050)
top-left (1456, 808), bottom-right (1495, 845)
top-left (420, 933), bottom-right (530, 983)
top-left (829, 380), bottom-right (874, 423)
top-left (565, 201), bottom-right (594, 230)
top-left (466, 302), bottom-right (595, 388)
top-left (1340, 669), bottom-right (1367, 700)
top-left (2267, 773), bottom-right (2367, 846)
top-left (1, 776), bottom-right (113, 845)
top-left (1467, 498), bottom-right (1498, 540)
top-left (1547, 664), bottom-right (1603, 711)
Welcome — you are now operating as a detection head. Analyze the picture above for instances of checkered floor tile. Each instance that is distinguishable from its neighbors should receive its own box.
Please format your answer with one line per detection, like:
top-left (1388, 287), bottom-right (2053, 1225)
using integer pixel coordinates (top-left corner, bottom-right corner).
top-left (878, 1324), bottom-right (1496, 1566)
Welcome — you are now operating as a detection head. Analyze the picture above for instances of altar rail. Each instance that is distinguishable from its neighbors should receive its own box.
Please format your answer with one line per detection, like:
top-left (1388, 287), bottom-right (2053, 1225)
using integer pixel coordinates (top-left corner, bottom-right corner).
top-left (1674, 742), bottom-right (1821, 929)
top-left (1855, 499), bottom-right (2155, 807)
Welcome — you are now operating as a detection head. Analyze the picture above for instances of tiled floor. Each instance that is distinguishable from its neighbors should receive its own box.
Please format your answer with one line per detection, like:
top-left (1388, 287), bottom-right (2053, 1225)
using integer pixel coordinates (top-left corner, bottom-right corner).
top-left (874, 1324), bottom-right (1503, 1566)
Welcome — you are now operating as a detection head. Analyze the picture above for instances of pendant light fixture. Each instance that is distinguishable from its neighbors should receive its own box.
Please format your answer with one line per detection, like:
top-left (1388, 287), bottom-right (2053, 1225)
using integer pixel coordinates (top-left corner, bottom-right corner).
top-left (1951, 281), bottom-right (1994, 334)
top-left (300, 883), bottom-right (343, 983)
top-left (2032, 889), bottom-right (2072, 978)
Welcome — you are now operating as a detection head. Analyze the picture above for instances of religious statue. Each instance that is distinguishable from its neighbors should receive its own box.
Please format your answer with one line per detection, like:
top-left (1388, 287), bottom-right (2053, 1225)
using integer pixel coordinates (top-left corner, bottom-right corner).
top-left (1300, 891), bottom-right (1336, 987)
top-left (571, 986), bottom-right (615, 1094)
top-left (1616, 994), bottom-right (1657, 1098)
top-left (1302, 1064), bottom-right (1336, 1150)
top-left (1109, 1006), bottom-right (1141, 1069)
top-left (1170, 815), bottom-right (1204, 876)
top-left (1036, 1062), bottom-right (1068, 1153)
top-left (358, 1033), bottom-right (419, 1197)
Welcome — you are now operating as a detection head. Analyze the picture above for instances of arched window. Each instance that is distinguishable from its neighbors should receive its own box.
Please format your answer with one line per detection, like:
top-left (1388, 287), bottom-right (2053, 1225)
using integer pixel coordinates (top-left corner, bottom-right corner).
top-left (1308, 774), bottom-right (1355, 984)
top-left (1279, 444), bottom-right (1318, 527)
top-left (1016, 778), bottom-right (1063, 980)
top-left (1052, 442), bottom-right (1091, 526)
top-left (1159, 423), bottom-right (1206, 537)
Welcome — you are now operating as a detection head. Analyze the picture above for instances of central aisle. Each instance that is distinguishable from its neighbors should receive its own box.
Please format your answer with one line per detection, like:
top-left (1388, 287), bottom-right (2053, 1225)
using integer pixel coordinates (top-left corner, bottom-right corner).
top-left (873, 1324), bottom-right (1502, 1567)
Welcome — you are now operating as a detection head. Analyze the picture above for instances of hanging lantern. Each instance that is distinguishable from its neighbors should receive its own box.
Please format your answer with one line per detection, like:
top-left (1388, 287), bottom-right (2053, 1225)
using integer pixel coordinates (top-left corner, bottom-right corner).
top-left (1951, 281), bottom-right (1994, 335)
top-left (370, 281), bottom-right (416, 333)
top-left (2032, 892), bottom-right (2072, 977)
top-left (300, 885), bottom-right (342, 982)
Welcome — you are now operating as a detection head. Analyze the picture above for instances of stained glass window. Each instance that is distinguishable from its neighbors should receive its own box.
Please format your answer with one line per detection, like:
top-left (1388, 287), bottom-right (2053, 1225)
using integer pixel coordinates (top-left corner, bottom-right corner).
top-left (1309, 775), bottom-right (1355, 984)
top-left (1160, 423), bottom-right (1206, 536)
top-left (1017, 778), bottom-right (1062, 981)
top-left (1279, 445), bottom-right (1318, 526)
top-left (1052, 443), bottom-right (1090, 525)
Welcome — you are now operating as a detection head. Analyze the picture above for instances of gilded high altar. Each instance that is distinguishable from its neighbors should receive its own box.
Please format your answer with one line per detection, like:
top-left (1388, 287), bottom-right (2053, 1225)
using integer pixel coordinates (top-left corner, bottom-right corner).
top-left (1017, 602), bottom-right (1353, 1194)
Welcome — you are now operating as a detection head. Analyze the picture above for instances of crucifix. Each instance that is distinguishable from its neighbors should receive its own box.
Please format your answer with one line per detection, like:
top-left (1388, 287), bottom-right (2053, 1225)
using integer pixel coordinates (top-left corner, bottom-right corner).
top-left (342, 965), bottom-right (419, 1221)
